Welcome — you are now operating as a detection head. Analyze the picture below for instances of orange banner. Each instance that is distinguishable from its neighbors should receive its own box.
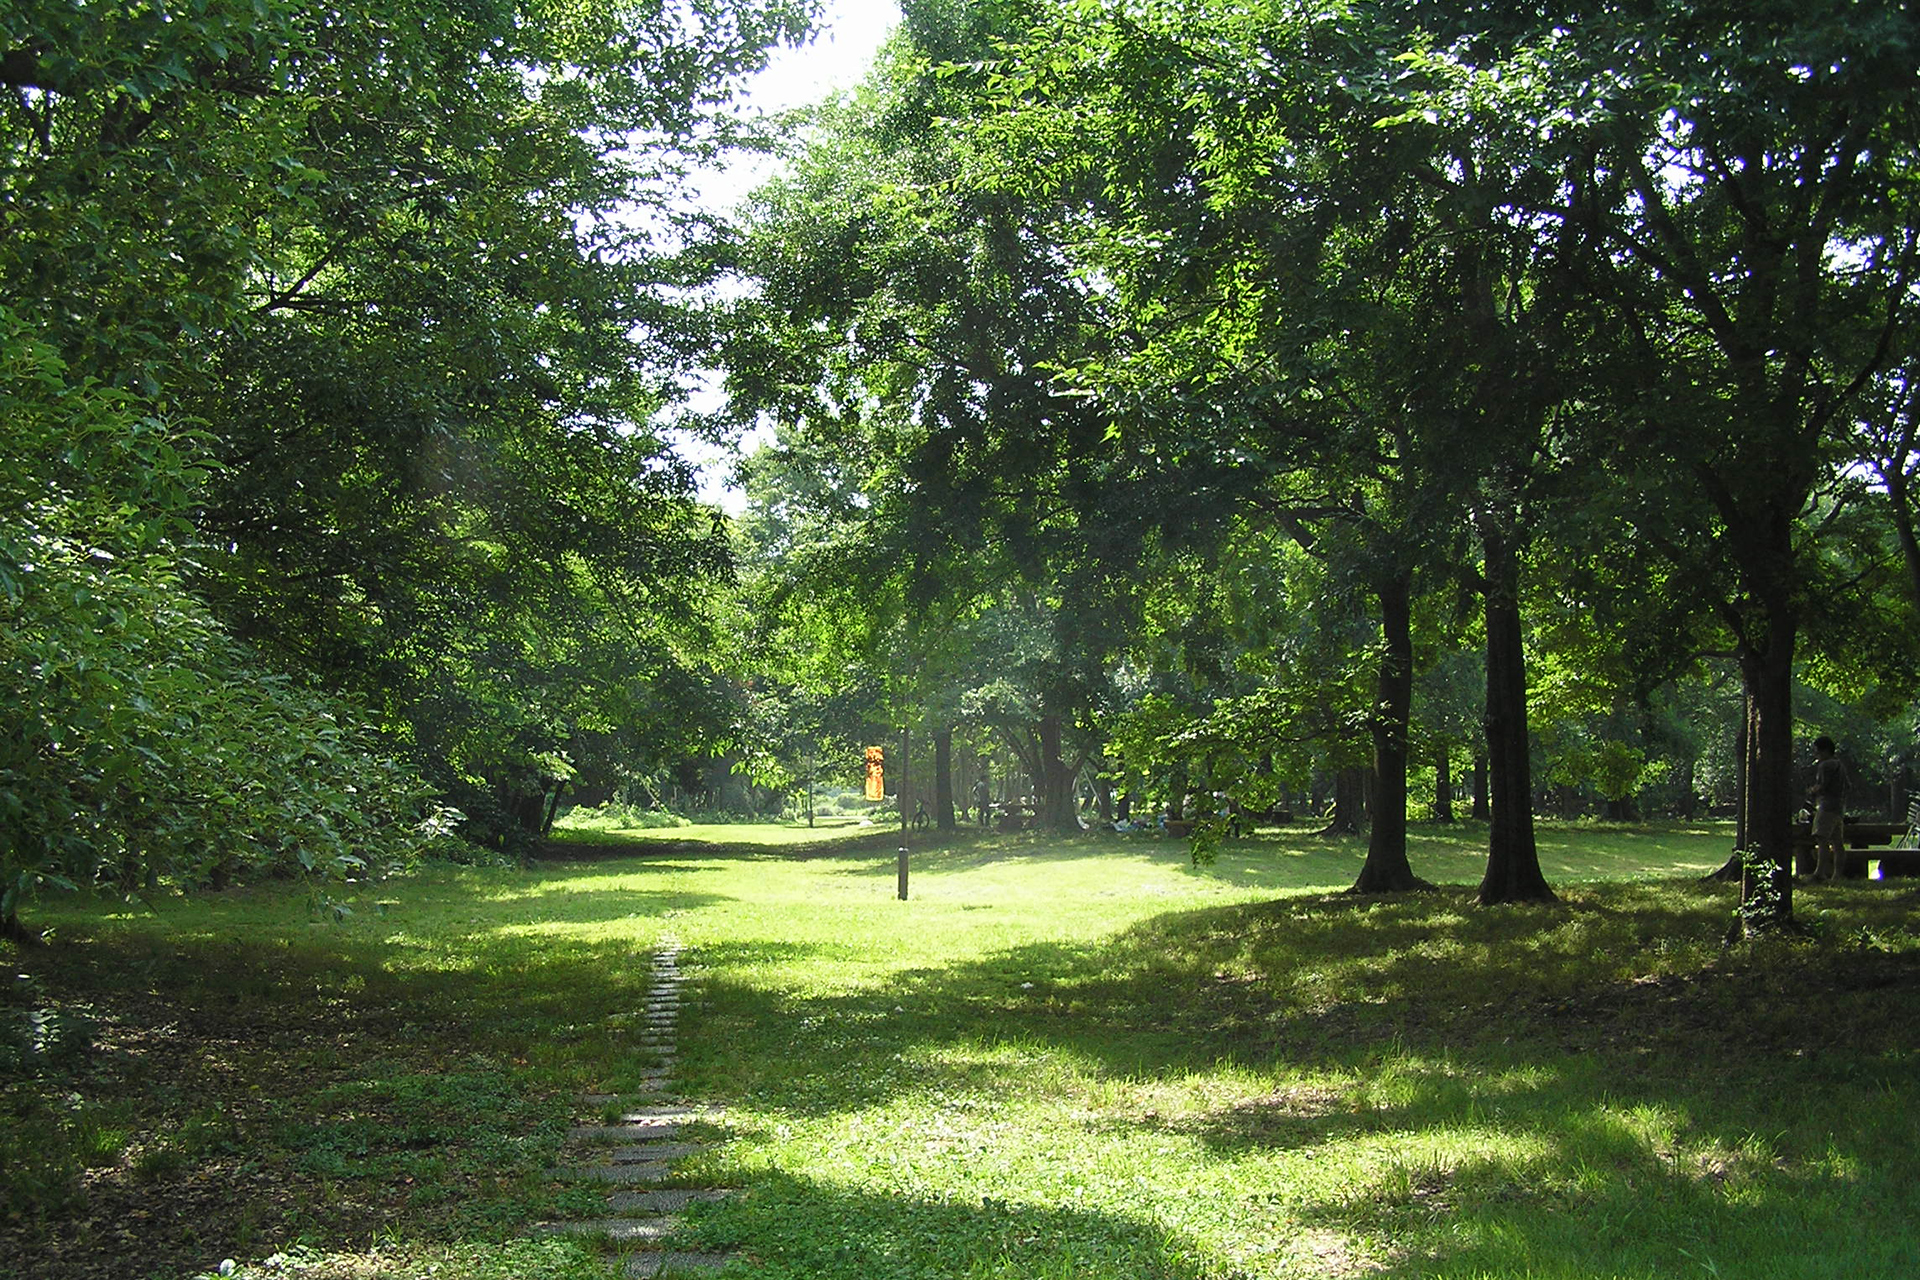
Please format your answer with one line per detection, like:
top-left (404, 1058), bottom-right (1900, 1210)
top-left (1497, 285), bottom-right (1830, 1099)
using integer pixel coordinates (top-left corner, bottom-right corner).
top-left (864, 746), bottom-right (885, 801)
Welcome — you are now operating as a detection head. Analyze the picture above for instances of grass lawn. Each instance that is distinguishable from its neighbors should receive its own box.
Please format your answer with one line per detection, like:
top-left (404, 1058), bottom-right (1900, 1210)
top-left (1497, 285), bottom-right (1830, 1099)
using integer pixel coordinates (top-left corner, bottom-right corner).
top-left (6, 820), bottom-right (1919, 1279)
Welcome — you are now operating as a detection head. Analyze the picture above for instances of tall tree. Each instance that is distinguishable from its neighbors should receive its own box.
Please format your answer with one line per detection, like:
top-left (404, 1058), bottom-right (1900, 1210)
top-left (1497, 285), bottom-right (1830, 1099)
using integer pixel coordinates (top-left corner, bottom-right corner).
top-left (1, 0), bottom-right (820, 908)
top-left (1426, 0), bottom-right (1920, 924)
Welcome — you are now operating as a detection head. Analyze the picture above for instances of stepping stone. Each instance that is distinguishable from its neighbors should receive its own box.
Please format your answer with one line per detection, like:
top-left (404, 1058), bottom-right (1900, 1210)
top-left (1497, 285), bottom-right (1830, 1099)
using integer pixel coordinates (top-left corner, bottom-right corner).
top-left (571, 1121), bottom-right (684, 1141)
top-left (550, 1162), bottom-right (676, 1184)
top-left (580, 1094), bottom-right (621, 1107)
top-left (612, 1142), bottom-right (702, 1163)
top-left (635, 1066), bottom-right (674, 1082)
top-left (623, 1252), bottom-right (733, 1278)
top-left (618, 1106), bottom-right (705, 1121)
top-left (609, 1189), bottom-right (731, 1214)
top-left (538, 1218), bottom-right (676, 1243)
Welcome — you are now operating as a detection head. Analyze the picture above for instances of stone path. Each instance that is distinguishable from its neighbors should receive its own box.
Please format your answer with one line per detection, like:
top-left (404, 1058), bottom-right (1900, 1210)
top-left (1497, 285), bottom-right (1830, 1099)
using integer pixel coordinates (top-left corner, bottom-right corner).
top-left (536, 941), bottom-right (739, 1278)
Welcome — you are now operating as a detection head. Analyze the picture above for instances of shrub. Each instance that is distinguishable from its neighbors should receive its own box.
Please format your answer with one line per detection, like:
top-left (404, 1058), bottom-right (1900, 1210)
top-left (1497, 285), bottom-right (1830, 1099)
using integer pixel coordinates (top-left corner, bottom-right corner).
top-left (1, 310), bottom-right (445, 936)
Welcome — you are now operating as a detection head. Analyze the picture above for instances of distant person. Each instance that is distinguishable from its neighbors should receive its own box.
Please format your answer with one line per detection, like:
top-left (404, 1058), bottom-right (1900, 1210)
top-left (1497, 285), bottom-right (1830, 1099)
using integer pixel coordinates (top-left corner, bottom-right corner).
top-left (973, 778), bottom-right (991, 827)
top-left (1809, 735), bottom-right (1850, 882)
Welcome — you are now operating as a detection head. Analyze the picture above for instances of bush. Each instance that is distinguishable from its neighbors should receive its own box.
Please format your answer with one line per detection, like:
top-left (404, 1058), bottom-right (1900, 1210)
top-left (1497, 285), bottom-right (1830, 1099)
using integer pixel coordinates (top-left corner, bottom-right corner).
top-left (1, 310), bottom-right (445, 936)
top-left (555, 802), bottom-right (691, 833)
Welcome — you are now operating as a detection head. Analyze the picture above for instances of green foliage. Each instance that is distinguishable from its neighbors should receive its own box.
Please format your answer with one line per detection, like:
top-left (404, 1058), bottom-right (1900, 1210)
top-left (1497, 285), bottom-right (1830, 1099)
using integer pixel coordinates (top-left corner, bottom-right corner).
top-left (0, 312), bottom-right (450, 928)
top-left (1, 0), bottom-right (823, 884)
top-left (556, 801), bottom-right (694, 833)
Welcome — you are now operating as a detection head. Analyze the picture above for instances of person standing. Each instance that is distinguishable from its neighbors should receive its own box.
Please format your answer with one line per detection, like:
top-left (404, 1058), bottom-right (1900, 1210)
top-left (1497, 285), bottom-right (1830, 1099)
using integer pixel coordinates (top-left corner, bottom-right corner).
top-left (1810, 736), bottom-right (1850, 882)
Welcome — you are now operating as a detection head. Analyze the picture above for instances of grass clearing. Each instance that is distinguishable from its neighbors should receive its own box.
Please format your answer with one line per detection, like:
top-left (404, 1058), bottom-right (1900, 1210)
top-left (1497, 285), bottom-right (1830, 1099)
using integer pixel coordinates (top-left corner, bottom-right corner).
top-left (6, 820), bottom-right (1919, 1278)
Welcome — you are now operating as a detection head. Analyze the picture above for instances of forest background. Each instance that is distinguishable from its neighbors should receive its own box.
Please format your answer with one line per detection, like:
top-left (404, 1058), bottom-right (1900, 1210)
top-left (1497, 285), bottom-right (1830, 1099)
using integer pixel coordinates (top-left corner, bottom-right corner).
top-left (4, 0), bottom-right (1920, 941)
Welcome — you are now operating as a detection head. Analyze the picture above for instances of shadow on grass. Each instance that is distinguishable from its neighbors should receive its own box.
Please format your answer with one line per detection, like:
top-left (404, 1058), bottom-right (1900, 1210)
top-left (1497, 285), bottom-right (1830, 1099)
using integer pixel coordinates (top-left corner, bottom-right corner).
top-left (673, 882), bottom-right (1920, 1277)
top-left (677, 877), bottom-right (1920, 1133)
top-left (0, 917), bottom-right (678, 1278)
top-left (676, 1091), bottom-right (1920, 1279)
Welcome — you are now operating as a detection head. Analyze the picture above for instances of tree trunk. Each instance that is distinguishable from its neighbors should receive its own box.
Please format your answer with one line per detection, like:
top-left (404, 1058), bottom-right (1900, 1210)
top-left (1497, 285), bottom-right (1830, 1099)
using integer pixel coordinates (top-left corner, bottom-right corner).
top-left (1881, 464), bottom-right (1920, 621)
top-left (1353, 573), bottom-right (1425, 892)
top-left (1477, 514), bottom-right (1554, 904)
top-left (934, 725), bottom-right (956, 831)
top-left (1434, 748), bottom-right (1455, 822)
top-left (1039, 714), bottom-right (1076, 831)
top-left (1737, 687), bottom-right (1753, 851)
top-left (1, 908), bottom-right (43, 945)
top-left (1738, 616), bottom-right (1798, 930)
top-left (1319, 767), bottom-right (1367, 836)
top-left (1470, 753), bottom-right (1490, 819)
top-left (1705, 686), bottom-right (1754, 882)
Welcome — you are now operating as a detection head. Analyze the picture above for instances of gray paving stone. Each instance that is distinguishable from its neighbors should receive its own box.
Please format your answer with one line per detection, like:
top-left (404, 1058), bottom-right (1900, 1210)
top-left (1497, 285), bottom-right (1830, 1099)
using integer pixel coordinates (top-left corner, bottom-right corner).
top-left (548, 1162), bottom-right (675, 1184)
top-left (579, 1093), bottom-right (621, 1107)
top-left (537, 1217), bottom-right (676, 1242)
top-left (623, 1251), bottom-right (733, 1278)
top-left (608, 1189), bottom-right (731, 1214)
top-left (571, 1121), bottom-right (684, 1141)
top-left (636, 1066), bottom-right (673, 1081)
top-left (618, 1105), bottom-right (705, 1121)
top-left (612, 1142), bottom-right (702, 1163)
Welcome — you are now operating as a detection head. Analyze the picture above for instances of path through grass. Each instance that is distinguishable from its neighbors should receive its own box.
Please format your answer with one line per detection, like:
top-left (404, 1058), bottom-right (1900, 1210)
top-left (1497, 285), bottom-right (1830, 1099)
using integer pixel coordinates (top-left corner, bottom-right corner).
top-left (6, 821), bottom-right (1918, 1278)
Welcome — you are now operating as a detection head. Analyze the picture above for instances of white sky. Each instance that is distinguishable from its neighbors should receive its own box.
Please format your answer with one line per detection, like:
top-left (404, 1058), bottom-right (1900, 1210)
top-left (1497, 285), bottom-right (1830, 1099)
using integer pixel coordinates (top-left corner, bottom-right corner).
top-left (681, 0), bottom-right (902, 509)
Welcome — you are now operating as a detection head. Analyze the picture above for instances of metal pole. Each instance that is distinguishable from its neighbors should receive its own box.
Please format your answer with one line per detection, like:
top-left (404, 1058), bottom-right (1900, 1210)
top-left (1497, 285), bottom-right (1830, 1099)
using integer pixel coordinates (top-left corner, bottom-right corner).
top-left (898, 724), bottom-right (910, 900)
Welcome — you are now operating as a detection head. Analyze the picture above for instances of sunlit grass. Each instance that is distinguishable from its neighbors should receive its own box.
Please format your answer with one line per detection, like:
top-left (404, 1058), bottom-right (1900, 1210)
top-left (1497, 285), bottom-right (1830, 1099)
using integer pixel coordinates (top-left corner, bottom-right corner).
top-left (9, 822), bottom-right (1920, 1279)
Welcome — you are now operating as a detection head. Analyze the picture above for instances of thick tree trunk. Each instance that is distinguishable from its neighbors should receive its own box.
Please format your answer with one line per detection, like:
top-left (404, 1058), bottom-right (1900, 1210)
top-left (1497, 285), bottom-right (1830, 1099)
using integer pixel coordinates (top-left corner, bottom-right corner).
top-left (1738, 617), bottom-right (1798, 930)
top-left (1470, 753), bottom-right (1490, 820)
top-left (1705, 686), bottom-right (1755, 882)
top-left (1319, 767), bottom-right (1367, 836)
top-left (1353, 573), bottom-right (1425, 892)
top-left (1038, 714), bottom-right (1076, 831)
top-left (934, 725), bottom-right (956, 831)
top-left (1478, 515), bottom-right (1554, 904)
top-left (1737, 688), bottom-right (1753, 851)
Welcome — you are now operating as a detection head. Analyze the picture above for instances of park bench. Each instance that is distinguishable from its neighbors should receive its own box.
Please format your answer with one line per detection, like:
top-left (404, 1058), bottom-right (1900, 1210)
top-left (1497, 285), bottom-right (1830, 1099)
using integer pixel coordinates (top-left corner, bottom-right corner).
top-left (1791, 800), bottom-right (1920, 879)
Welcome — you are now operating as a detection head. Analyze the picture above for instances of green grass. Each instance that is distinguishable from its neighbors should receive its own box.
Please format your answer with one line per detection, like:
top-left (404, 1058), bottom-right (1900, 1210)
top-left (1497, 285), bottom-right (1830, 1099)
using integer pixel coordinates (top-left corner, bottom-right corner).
top-left (6, 820), bottom-right (1919, 1279)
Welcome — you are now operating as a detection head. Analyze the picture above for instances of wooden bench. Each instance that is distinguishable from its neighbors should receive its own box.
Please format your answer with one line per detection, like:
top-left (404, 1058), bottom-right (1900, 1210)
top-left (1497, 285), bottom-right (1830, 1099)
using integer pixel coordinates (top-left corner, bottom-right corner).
top-left (1791, 808), bottom-right (1920, 879)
